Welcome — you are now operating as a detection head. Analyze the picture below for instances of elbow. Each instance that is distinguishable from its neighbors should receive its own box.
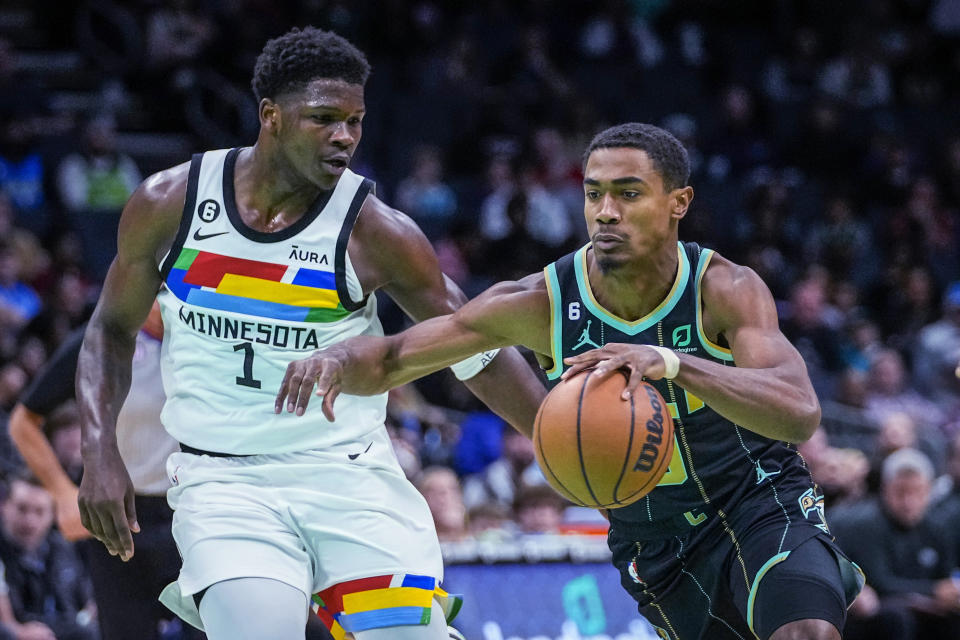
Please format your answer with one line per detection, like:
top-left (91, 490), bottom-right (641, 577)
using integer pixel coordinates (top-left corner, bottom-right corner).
top-left (788, 396), bottom-right (821, 444)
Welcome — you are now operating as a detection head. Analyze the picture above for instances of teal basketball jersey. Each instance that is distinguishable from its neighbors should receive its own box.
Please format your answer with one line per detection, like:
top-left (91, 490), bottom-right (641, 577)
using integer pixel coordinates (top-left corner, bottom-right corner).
top-left (542, 242), bottom-right (819, 536)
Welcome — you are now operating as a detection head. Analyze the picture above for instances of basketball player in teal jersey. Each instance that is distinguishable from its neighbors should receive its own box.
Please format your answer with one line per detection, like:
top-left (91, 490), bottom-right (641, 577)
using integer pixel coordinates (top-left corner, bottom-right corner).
top-left (282, 123), bottom-right (866, 640)
top-left (76, 27), bottom-right (545, 640)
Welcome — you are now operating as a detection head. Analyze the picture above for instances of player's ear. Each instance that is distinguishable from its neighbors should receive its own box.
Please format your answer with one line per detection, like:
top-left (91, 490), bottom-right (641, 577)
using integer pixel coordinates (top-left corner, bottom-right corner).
top-left (259, 99), bottom-right (280, 134)
top-left (670, 186), bottom-right (694, 220)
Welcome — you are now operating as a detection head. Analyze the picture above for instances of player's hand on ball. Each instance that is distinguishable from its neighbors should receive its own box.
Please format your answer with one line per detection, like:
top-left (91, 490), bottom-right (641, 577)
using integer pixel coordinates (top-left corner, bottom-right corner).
top-left (275, 347), bottom-right (346, 421)
top-left (563, 343), bottom-right (669, 399)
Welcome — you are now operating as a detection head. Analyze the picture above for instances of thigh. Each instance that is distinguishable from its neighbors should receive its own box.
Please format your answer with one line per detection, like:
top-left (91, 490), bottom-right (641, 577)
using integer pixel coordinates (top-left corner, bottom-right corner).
top-left (609, 530), bottom-right (754, 640)
top-left (289, 432), bottom-right (443, 591)
top-left (747, 536), bottom-right (851, 640)
top-left (167, 455), bottom-right (313, 598)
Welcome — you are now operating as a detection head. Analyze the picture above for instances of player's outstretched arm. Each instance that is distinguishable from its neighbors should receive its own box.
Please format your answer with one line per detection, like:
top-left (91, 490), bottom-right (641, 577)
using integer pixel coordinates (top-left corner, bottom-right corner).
top-left (565, 255), bottom-right (820, 443)
top-left (276, 275), bottom-right (551, 424)
top-left (302, 195), bottom-right (548, 435)
top-left (76, 165), bottom-right (185, 561)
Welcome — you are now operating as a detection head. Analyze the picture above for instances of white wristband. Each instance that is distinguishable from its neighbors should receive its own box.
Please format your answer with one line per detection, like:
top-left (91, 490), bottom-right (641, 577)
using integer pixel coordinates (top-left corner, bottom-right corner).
top-left (648, 346), bottom-right (680, 379)
top-left (450, 349), bottom-right (501, 380)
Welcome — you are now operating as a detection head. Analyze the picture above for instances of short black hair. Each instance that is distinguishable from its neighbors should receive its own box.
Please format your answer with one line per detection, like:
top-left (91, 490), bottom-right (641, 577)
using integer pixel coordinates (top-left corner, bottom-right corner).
top-left (251, 26), bottom-right (370, 102)
top-left (584, 123), bottom-right (690, 191)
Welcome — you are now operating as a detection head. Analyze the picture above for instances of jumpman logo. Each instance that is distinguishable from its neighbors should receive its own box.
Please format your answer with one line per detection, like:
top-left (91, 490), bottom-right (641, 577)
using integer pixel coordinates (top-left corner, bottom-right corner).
top-left (572, 319), bottom-right (601, 351)
top-left (755, 460), bottom-right (781, 484)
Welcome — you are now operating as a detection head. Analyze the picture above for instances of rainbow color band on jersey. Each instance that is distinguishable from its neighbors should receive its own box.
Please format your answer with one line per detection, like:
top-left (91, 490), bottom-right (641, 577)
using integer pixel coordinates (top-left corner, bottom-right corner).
top-left (165, 249), bottom-right (352, 323)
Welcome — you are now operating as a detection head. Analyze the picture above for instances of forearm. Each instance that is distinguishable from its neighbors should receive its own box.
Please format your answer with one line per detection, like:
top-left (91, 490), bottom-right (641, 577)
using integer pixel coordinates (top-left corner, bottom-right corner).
top-left (76, 320), bottom-right (137, 458)
top-left (460, 348), bottom-right (546, 438)
top-left (673, 353), bottom-right (820, 443)
top-left (8, 406), bottom-right (76, 497)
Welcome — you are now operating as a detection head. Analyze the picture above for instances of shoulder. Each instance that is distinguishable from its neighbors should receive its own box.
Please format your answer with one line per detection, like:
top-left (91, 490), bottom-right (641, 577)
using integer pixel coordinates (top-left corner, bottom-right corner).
top-left (700, 252), bottom-right (768, 301)
top-left (129, 161), bottom-right (191, 216)
top-left (700, 251), bottom-right (778, 328)
top-left (352, 193), bottom-right (423, 247)
top-left (116, 161), bottom-right (191, 258)
top-left (347, 193), bottom-right (443, 292)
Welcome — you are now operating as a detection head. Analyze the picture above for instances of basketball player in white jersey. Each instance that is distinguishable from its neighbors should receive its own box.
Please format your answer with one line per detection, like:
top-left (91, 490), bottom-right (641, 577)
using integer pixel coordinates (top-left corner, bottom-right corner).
top-left (76, 26), bottom-right (545, 640)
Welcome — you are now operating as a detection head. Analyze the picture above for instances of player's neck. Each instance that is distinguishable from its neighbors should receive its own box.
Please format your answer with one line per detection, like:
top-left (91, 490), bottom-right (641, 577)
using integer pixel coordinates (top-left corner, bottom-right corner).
top-left (586, 246), bottom-right (678, 321)
top-left (233, 146), bottom-right (325, 230)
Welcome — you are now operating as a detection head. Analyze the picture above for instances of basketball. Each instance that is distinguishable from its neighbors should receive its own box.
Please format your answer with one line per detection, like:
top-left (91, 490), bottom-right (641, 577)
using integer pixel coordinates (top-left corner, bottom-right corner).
top-left (534, 370), bottom-right (674, 509)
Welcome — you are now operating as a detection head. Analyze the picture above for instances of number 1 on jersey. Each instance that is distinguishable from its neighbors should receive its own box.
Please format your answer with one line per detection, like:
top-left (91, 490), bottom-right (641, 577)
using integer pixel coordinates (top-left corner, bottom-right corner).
top-left (233, 342), bottom-right (262, 388)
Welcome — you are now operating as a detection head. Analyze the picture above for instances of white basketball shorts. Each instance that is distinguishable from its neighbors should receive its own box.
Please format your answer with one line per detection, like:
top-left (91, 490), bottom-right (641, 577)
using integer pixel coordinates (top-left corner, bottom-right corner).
top-left (158, 427), bottom-right (443, 631)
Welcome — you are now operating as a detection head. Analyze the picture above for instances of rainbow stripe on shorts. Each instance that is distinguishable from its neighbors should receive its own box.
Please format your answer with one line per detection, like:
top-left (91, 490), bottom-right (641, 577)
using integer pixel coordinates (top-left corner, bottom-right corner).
top-left (311, 573), bottom-right (462, 638)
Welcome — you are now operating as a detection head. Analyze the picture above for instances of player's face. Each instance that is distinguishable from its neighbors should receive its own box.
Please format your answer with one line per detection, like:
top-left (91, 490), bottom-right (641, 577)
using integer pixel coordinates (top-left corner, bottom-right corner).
top-left (274, 79), bottom-right (365, 190)
top-left (582, 148), bottom-right (691, 272)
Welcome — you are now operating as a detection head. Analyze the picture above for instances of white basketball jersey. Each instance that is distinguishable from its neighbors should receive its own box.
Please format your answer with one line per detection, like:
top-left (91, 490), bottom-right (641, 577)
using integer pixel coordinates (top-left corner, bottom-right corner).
top-left (156, 148), bottom-right (386, 454)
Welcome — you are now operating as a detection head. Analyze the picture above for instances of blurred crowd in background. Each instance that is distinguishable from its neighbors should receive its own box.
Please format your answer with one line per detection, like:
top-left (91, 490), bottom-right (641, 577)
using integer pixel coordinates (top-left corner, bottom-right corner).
top-left (1, 0), bottom-right (960, 637)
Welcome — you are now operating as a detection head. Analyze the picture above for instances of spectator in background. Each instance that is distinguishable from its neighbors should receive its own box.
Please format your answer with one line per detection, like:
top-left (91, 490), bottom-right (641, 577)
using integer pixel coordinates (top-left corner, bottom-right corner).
top-left (395, 145), bottom-right (458, 241)
top-left (904, 177), bottom-right (959, 290)
top-left (143, 0), bottom-right (215, 72)
top-left (0, 557), bottom-right (55, 640)
top-left (864, 349), bottom-right (947, 434)
top-left (0, 195), bottom-right (48, 293)
top-left (0, 474), bottom-right (98, 640)
top-left (876, 266), bottom-right (939, 351)
top-left (817, 34), bottom-right (892, 110)
top-left (804, 195), bottom-right (877, 290)
top-left (798, 427), bottom-right (869, 507)
top-left (867, 412), bottom-right (946, 490)
top-left (514, 485), bottom-right (565, 535)
top-left (780, 277), bottom-right (847, 401)
top-left (23, 271), bottom-right (92, 355)
top-left (761, 26), bottom-right (823, 104)
top-left (462, 426), bottom-right (544, 512)
top-left (936, 432), bottom-right (960, 563)
top-left (417, 466), bottom-right (469, 543)
top-left (0, 113), bottom-right (52, 236)
top-left (529, 127), bottom-right (583, 234)
top-left (0, 243), bottom-right (41, 335)
top-left (833, 449), bottom-right (960, 640)
top-left (914, 282), bottom-right (960, 412)
top-left (465, 503), bottom-right (512, 542)
top-left (55, 115), bottom-right (141, 281)
top-left (55, 115), bottom-right (140, 216)
top-left (483, 191), bottom-right (557, 282)
top-left (478, 154), bottom-right (518, 246)
top-left (478, 158), bottom-right (572, 253)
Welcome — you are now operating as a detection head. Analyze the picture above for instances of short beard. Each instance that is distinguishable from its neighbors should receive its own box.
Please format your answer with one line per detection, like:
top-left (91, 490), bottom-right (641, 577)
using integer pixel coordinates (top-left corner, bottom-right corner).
top-left (595, 254), bottom-right (626, 274)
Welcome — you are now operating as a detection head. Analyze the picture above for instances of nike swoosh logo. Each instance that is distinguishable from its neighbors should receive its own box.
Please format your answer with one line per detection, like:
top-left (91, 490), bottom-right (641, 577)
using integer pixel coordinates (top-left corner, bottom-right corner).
top-left (193, 229), bottom-right (229, 241)
top-left (348, 442), bottom-right (373, 460)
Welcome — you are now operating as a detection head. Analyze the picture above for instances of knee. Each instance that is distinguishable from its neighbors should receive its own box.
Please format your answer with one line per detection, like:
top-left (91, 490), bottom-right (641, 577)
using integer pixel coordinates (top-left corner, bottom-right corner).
top-left (768, 618), bottom-right (840, 640)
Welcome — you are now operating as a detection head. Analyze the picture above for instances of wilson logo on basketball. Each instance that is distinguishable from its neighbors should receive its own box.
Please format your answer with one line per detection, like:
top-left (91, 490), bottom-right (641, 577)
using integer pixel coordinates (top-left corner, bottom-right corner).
top-left (634, 385), bottom-right (666, 472)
